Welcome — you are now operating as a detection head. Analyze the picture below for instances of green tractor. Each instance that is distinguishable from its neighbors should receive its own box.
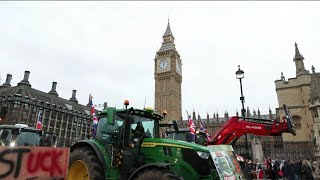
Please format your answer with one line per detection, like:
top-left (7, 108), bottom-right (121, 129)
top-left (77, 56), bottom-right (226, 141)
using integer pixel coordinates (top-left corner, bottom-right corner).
top-left (68, 101), bottom-right (220, 180)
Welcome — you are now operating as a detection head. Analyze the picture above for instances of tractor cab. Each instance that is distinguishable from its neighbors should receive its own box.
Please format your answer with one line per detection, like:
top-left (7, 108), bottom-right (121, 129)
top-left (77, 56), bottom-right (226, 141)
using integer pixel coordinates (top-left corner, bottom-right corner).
top-left (0, 124), bottom-right (57, 147)
top-left (96, 105), bottom-right (162, 150)
top-left (0, 124), bottom-right (42, 146)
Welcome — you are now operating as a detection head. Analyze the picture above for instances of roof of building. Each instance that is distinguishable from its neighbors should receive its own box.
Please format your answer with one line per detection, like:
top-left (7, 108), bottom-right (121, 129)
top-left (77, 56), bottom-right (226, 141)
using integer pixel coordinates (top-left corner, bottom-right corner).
top-left (163, 20), bottom-right (173, 37)
top-left (0, 71), bottom-right (91, 115)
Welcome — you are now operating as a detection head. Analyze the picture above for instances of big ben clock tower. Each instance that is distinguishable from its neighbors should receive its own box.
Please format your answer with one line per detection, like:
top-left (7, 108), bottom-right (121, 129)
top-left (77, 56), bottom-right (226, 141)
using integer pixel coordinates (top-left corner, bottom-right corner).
top-left (154, 21), bottom-right (182, 122)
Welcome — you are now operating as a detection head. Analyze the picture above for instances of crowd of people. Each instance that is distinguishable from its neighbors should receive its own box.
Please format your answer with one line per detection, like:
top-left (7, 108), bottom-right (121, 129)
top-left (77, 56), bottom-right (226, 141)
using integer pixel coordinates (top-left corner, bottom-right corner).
top-left (241, 157), bottom-right (320, 180)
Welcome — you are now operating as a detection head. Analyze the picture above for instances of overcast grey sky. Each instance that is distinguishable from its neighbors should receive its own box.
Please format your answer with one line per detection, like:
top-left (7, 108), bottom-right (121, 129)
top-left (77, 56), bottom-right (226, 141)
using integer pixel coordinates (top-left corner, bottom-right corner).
top-left (1, 2), bottom-right (320, 120)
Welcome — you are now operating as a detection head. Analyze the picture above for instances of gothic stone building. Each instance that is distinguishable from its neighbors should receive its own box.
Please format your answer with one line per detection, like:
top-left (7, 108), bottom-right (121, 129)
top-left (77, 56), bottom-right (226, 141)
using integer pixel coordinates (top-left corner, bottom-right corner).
top-left (154, 21), bottom-right (182, 122)
top-left (0, 71), bottom-right (93, 147)
top-left (275, 42), bottom-right (319, 160)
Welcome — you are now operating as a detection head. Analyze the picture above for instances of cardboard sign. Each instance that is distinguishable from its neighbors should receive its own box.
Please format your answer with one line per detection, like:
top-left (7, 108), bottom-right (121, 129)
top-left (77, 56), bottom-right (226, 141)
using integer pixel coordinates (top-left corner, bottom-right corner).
top-left (0, 146), bottom-right (69, 180)
top-left (208, 145), bottom-right (245, 180)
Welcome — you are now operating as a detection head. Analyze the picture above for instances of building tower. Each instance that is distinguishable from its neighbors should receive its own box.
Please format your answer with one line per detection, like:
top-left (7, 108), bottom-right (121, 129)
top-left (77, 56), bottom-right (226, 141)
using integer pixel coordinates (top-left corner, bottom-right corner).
top-left (154, 20), bottom-right (182, 121)
top-left (275, 42), bottom-right (314, 159)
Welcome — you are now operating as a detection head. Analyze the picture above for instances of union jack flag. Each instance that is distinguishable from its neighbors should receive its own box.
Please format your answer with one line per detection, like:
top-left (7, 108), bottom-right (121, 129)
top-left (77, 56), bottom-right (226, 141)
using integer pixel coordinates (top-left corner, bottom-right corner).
top-left (89, 95), bottom-right (99, 136)
top-left (199, 118), bottom-right (211, 142)
top-left (187, 115), bottom-right (196, 135)
top-left (36, 112), bottom-right (42, 130)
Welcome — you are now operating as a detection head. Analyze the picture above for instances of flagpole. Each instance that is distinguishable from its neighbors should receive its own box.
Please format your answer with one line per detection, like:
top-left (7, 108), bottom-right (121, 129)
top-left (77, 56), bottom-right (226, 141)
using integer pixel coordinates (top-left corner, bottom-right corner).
top-left (35, 108), bottom-right (40, 128)
top-left (88, 94), bottom-right (93, 139)
top-left (89, 114), bottom-right (93, 139)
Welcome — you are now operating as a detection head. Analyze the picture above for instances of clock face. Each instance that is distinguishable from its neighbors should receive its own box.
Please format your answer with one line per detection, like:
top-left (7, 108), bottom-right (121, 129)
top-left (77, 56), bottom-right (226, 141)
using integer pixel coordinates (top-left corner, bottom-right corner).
top-left (159, 59), bottom-right (169, 71)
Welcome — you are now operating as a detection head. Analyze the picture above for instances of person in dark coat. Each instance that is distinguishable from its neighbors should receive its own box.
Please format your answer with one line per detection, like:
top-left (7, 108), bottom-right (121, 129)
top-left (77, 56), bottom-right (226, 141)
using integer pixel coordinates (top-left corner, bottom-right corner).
top-left (295, 159), bottom-right (303, 180)
top-left (301, 159), bottom-right (314, 180)
top-left (284, 160), bottom-right (297, 180)
top-left (271, 161), bottom-right (279, 180)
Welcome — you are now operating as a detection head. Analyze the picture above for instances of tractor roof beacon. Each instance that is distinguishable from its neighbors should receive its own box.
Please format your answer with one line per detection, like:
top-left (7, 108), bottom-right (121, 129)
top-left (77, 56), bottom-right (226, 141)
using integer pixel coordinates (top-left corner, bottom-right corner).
top-left (68, 100), bottom-right (221, 180)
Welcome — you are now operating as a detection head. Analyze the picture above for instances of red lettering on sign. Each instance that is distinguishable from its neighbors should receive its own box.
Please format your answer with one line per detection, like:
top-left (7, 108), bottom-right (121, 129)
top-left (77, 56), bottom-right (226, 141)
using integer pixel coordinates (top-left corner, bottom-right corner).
top-left (27, 152), bottom-right (40, 173)
top-left (50, 150), bottom-right (63, 176)
top-left (26, 149), bottom-right (64, 176)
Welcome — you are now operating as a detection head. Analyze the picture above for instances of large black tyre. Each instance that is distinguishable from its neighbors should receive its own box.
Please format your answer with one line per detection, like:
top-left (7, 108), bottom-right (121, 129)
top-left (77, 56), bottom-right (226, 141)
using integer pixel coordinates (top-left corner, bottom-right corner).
top-left (68, 146), bottom-right (105, 180)
top-left (135, 168), bottom-right (183, 180)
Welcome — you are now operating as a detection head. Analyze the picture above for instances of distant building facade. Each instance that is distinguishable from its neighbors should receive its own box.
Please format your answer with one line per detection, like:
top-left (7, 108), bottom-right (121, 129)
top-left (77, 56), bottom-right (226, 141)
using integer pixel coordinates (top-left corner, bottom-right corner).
top-left (0, 71), bottom-right (93, 147)
top-left (275, 42), bottom-right (318, 160)
top-left (154, 21), bottom-right (182, 122)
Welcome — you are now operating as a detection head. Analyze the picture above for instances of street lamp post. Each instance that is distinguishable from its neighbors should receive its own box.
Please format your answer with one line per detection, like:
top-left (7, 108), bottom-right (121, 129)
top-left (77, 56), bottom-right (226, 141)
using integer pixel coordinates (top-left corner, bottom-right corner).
top-left (235, 65), bottom-right (250, 160)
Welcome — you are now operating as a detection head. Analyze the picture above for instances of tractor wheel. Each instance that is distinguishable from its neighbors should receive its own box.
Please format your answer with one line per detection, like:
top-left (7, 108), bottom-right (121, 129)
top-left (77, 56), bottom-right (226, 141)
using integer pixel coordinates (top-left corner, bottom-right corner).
top-left (135, 168), bottom-right (183, 180)
top-left (68, 146), bottom-right (105, 180)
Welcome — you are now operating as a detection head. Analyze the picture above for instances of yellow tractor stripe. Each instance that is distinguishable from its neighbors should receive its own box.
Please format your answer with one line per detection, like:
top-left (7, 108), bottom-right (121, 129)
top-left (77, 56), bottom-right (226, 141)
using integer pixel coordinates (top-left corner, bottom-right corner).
top-left (141, 142), bottom-right (192, 149)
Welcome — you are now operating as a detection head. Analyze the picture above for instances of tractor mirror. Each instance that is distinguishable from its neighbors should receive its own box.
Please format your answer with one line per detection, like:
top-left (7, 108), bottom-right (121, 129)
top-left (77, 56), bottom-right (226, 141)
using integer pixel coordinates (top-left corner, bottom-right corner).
top-left (283, 104), bottom-right (296, 136)
top-left (172, 121), bottom-right (180, 134)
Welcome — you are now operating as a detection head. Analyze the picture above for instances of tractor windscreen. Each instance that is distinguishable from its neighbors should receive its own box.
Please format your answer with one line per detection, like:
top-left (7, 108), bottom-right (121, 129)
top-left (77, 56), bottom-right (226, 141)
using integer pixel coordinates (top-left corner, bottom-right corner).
top-left (130, 114), bottom-right (157, 138)
top-left (167, 132), bottom-right (187, 141)
top-left (15, 131), bottom-right (41, 146)
top-left (96, 117), bottom-right (124, 145)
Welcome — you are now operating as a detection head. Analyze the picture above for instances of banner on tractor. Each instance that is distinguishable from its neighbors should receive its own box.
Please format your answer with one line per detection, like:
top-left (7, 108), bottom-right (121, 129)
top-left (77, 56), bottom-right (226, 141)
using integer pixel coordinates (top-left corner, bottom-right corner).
top-left (0, 146), bottom-right (69, 180)
top-left (208, 145), bottom-right (245, 180)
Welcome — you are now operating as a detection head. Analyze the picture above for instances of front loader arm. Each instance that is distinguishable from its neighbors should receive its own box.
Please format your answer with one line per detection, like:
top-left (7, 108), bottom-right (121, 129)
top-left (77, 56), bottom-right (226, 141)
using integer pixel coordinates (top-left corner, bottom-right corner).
top-left (208, 104), bottom-right (296, 145)
top-left (208, 117), bottom-right (288, 145)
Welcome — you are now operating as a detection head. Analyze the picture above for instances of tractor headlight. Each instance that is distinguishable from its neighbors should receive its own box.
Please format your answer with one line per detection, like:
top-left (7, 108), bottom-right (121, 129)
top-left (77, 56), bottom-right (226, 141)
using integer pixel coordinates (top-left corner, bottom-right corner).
top-left (196, 151), bottom-right (210, 159)
top-left (10, 142), bottom-right (15, 147)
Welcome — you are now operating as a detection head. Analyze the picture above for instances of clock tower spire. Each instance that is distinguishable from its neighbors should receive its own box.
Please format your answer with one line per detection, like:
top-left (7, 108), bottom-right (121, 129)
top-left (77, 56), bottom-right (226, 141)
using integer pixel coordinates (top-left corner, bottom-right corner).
top-left (154, 21), bottom-right (182, 122)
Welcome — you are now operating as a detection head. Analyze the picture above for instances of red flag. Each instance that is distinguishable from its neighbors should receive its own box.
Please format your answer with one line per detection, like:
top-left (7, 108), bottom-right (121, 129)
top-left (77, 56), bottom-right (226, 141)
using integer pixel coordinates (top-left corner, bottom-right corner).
top-left (89, 95), bottom-right (99, 136)
top-left (188, 115), bottom-right (196, 135)
top-left (36, 112), bottom-right (42, 130)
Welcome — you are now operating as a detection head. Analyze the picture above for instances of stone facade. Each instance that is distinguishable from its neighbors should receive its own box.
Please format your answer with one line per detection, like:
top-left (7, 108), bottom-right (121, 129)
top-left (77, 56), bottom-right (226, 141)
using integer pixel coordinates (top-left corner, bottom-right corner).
top-left (275, 42), bottom-right (320, 160)
top-left (0, 71), bottom-right (93, 147)
top-left (154, 21), bottom-right (182, 122)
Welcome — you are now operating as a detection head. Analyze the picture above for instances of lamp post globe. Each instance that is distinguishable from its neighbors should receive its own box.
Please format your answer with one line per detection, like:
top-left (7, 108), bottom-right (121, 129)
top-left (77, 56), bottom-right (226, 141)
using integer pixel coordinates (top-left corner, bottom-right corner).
top-left (236, 65), bottom-right (244, 79)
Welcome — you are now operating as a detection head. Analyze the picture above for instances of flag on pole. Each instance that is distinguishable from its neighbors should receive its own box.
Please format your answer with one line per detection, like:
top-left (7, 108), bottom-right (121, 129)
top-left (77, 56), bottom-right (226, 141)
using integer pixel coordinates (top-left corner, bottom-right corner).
top-left (187, 115), bottom-right (196, 135)
top-left (199, 118), bottom-right (211, 142)
top-left (36, 112), bottom-right (42, 129)
top-left (187, 115), bottom-right (196, 142)
top-left (89, 95), bottom-right (99, 136)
